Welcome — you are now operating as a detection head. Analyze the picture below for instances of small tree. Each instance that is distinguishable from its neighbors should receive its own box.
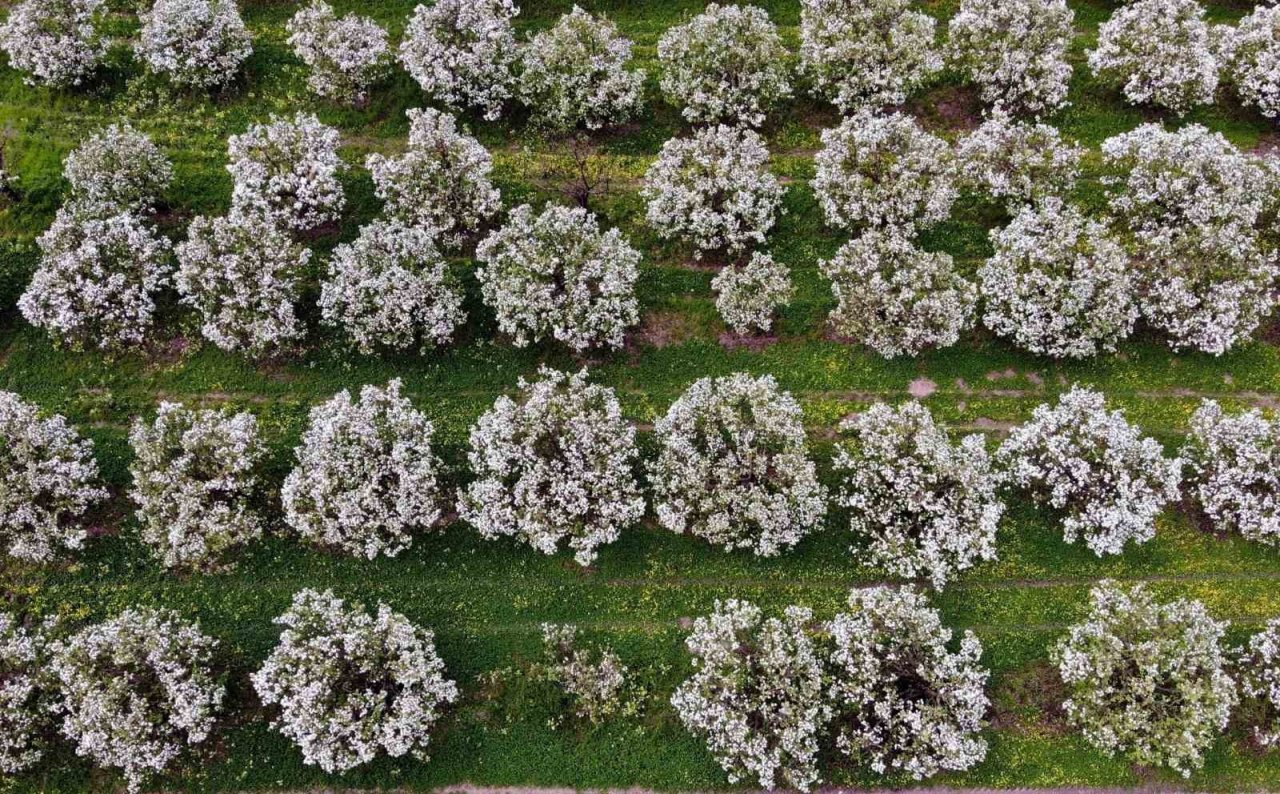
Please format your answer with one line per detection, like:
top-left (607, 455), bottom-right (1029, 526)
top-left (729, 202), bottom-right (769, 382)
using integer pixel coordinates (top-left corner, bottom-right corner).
top-left (0, 613), bottom-right (60, 775)
top-left (979, 197), bottom-right (1137, 359)
top-left (955, 112), bottom-right (1083, 208)
top-left (1087, 0), bottom-right (1219, 114)
top-left (519, 6), bottom-right (645, 131)
top-left (51, 607), bottom-right (224, 793)
top-left (365, 108), bottom-right (501, 248)
top-left (651, 373), bottom-right (826, 557)
top-left (286, 1), bottom-right (391, 105)
top-left (997, 386), bottom-right (1182, 556)
top-left (656, 3), bottom-right (792, 126)
top-left (642, 125), bottom-right (786, 259)
top-left (947, 0), bottom-right (1074, 115)
top-left (1182, 399), bottom-right (1280, 545)
top-left (0, 392), bottom-right (105, 564)
top-left (283, 380), bottom-right (445, 560)
top-left (825, 586), bottom-right (989, 779)
top-left (319, 219), bottom-right (465, 354)
top-left (458, 368), bottom-right (645, 566)
top-left (813, 112), bottom-right (956, 232)
top-left (398, 0), bottom-right (520, 121)
top-left (252, 588), bottom-right (457, 773)
top-left (62, 123), bottom-right (173, 216)
top-left (476, 204), bottom-right (640, 352)
top-left (834, 402), bottom-right (1002, 589)
top-left (136, 0), bottom-right (252, 89)
top-left (20, 208), bottom-right (170, 351)
top-left (672, 599), bottom-right (829, 791)
top-left (541, 623), bottom-right (628, 724)
top-left (711, 251), bottom-right (793, 335)
top-left (1221, 4), bottom-right (1280, 119)
top-left (175, 209), bottom-right (309, 356)
top-left (0, 0), bottom-right (109, 88)
top-left (798, 0), bottom-right (941, 112)
top-left (1052, 581), bottom-right (1235, 776)
top-left (226, 113), bottom-right (345, 232)
top-left (820, 229), bottom-right (976, 358)
top-left (129, 401), bottom-right (264, 573)
top-left (1239, 618), bottom-right (1280, 747)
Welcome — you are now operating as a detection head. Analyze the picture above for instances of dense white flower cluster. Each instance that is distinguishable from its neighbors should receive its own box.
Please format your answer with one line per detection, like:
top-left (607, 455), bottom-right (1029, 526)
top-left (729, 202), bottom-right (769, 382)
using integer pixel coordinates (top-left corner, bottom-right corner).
top-left (820, 229), bottom-right (976, 358)
top-left (541, 623), bottom-right (628, 724)
top-left (136, 0), bottom-right (252, 89)
top-left (833, 403), bottom-right (1001, 589)
top-left (1102, 124), bottom-right (1277, 355)
top-left (1052, 581), bottom-right (1235, 776)
top-left (20, 208), bottom-right (170, 350)
top-left (980, 198), bottom-right (1137, 358)
top-left (0, 392), bottom-right (104, 563)
top-left (1239, 619), bottom-right (1280, 747)
top-left (175, 209), bottom-right (309, 356)
top-left (651, 373), bottom-right (825, 557)
top-left (1087, 0), bottom-right (1219, 113)
top-left (252, 589), bottom-right (457, 773)
top-left (283, 380), bottom-right (444, 560)
top-left (813, 113), bottom-right (956, 232)
top-left (365, 108), bottom-right (501, 248)
top-left (225, 113), bottom-right (345, 232)
top-left (1220, 4), bottom-right (1280, 118)
top-left (62, 124), bottom-right (173, 216)
top-left (398, 0), bottom-right (519, 121)
top-left (672, 599), bottom-right (828, 791)
top-left (711, 251), bottom-right (793, 335)
top-left (0, 0), bottom-right (108, 88)
top-left (947, 0), bottom-right (1073, 115)
top-left (998, 387), bottom-right (1181, 556)
top-left (642, 125), bottom-right (785, 258)
top-left (286, 1), bottom-right (390, 104)
top-left (476, 204), bottom-right (640, 351)
top-left (955, 112), bottom-right (1082, 207)
top-left (51, 607), bottom-right (224, 793)
top-left (826, 587), bottom-right (989, 779)
top-left (519, 6), bottom-right (645, 131)
top-left (129, 402), bottom-right (264, 572)
top-left (798, 0), bottom-right (941, 112)
top-left (458, 368), bottom-right (644, 566)
top-left (656, 3), bottom-right (791, 126)
top-left (319, 220), bottom-right (464, 354)
top-left (1181, 399), bottom-right (1280, 545)
top-left (0, 613), bottom-right (58, 774)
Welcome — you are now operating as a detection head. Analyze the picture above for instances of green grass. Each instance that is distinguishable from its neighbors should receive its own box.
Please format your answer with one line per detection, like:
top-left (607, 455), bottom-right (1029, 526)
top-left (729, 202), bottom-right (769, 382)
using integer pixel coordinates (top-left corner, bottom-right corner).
top-left (4, 0), bottom-right (1280, 791)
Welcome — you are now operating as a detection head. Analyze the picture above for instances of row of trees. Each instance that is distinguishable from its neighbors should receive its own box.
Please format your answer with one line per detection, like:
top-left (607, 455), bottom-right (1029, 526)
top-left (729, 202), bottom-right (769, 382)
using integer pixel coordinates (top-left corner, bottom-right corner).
top-left (5, 376), bottom-right (1280, 583)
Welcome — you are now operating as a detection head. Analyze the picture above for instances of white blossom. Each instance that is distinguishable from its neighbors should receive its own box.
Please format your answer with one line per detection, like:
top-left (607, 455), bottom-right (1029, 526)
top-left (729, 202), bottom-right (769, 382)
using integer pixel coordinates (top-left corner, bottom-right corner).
top-left (947, 0), bottom-right (1074, 115)
top-left (820, 229), bottom-right (976, 358)
top-left (286, 0), bottom-right (390, 105)
top-left (1051, 581), bottom-right (1235, 777)
top-left (1220, 4), bottom-right (1280, 118)
top-left (1239, 619), bottom-right (1280, 747)
top-left (398, 0), bottom-right (519, 121)
top-left (226, 113), bottom-right (345, 232)
top-left (813, 112), bottom-right (956, 232)
top-left (711, 251), bottom-right (793, 335)
top-left (656, 3), bottom-right (791, 126)
top-left (834, 402), bottom-right (1002, 589)
top-left (980, 198), bottom-right (1137, 358)
top-left (175, 209), bottom-right (309, 356)
top-left (0, 392), bottom-right (104, 564)
top-left (458, 368), bottom-right (644, 566)
top-left (0, 0), bottom-right (108, 88)
top-left (252, 588), bottom-right (457, 774)
top-left (1087, 0), bottom-right (1219, 114)
top-left (476, 203), bottom-right (640, 352)
top-left (0, 613), bottom-right (59, 774)
top-left (642, 125), bottom-right (785, 259)
top-left (51, 607), bottom-right (224, 793)
top-left (651, 373), bottom-right (826, 557)
top-left (129, 401), bottom-right (264, 572)
top-left (1181, 399), bottom-right (1280, 545)
top-left (997, 386), bottom-right (1182, 556)
top-left (672, 599), bottom-right (829, 791)
top-left (283, 380), bottom-right (444, 560)
top-left (62, 123), bottom-right (173, 216)
top-left (541, 623), bottom-right (628, 724)
top-left (798, 0), bottom-right (941, 112)
top-left (136, 0), bottom-right (252, 89)
top-left (365, 108), bottom-right (501, 249)
top-left (955, 112), bottom-right (1083, 208)
top-left (518, 6), bottom-right (645, 131)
